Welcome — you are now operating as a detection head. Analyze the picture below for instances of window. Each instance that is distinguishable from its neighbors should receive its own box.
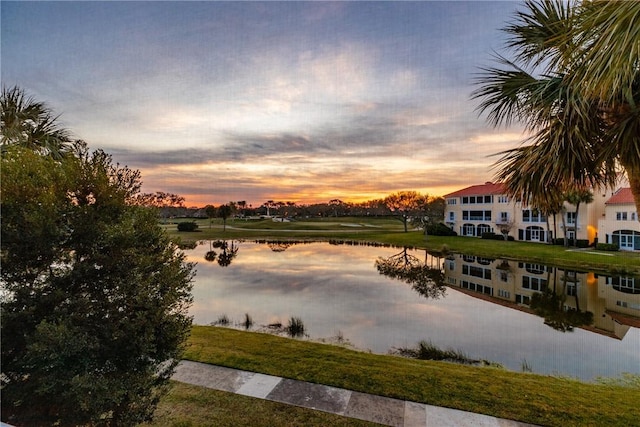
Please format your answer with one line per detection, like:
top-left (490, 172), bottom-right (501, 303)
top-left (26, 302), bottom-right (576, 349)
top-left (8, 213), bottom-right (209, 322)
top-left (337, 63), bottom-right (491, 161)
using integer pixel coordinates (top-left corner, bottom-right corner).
top-left (463, 210), bottom-right (491, 221)
top-left (498, 289), bottom-right (510, 298)
top-left (633, 212), bottom-right (637, 221)
top-left (500, 212), bottom-right (508, 222)
top-left (617, 212), bottom-right (628, 220)
top-left (461, 280), bottom-right (493, 296)
top-left (461, 196), bottom-right (491, 205)
top-left (522, 209), bottom-right (544, 222)
top-left (515, 294), bottom-right (530, 305)
top-left (449, 211), bottom-right (455, 221)
top-left (447, 198), bottom-right (457, 205)
top-left (607, 276), bottom-right (640, 294)
top-left (462, 264), bottom-right (492, 280)
top-left (566, 212), bottom-right (576, 224)
top-left (498, 195), bottom-right (509, 203)
top-left (477, 224), bottom-right (492, 235)
top-left (519, 263), bottom-right (546, 275)
top-left (522, 276), bottom-right (547, 292)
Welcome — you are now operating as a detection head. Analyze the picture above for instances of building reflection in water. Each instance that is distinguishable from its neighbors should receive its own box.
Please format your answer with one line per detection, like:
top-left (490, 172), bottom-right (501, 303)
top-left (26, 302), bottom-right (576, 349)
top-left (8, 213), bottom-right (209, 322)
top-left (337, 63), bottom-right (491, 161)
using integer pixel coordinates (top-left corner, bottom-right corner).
top-left (442, 253), bottom-right (640, 340)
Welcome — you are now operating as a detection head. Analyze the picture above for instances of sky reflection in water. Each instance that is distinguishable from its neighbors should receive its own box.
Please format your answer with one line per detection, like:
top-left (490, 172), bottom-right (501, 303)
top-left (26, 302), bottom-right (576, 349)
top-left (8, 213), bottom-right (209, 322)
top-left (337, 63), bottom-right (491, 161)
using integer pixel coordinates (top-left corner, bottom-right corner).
top-left (186, 241), bottom-right (640, 380)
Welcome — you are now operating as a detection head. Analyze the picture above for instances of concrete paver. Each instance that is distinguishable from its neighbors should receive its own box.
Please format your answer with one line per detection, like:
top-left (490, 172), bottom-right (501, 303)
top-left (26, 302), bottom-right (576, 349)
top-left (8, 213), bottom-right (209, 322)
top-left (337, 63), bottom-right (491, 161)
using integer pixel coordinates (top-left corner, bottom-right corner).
top-left (172, 360), bottom-right (539, 427)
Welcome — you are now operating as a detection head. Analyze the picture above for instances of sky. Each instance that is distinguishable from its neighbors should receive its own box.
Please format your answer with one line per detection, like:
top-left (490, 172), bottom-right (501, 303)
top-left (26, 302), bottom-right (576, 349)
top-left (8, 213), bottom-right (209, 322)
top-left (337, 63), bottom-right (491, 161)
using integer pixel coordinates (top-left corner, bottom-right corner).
top-left (2, 1), bottom-right (527, 207)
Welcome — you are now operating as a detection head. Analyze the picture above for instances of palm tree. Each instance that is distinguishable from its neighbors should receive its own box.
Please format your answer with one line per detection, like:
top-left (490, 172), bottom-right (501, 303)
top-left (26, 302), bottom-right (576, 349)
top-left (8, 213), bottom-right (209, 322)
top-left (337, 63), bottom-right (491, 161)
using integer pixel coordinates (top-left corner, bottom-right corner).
top-left (564, 188), bottom-right (594, 245)
top-left (1, 86), bottom-right (72, 159)
top-left (473, 1), bottom-right (640, 221)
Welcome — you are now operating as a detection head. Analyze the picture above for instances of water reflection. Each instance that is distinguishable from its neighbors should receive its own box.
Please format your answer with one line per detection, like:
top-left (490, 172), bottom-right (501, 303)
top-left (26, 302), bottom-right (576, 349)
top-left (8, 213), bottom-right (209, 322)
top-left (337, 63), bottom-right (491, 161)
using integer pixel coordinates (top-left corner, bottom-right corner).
top-left (186, 241), bottom-right (640, 379)
top-left (202, 240), bottom-right (239, 267)
top-left (443, 254), bottom-right (640, 340)
top-left (375, 248), bottom-right (446, 300)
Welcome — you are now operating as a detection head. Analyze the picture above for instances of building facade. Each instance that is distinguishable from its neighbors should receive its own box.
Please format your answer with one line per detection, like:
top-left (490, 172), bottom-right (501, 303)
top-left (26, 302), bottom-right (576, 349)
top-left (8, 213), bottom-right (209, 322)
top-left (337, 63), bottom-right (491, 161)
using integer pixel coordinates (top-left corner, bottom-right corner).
top-left (598, 188), bottom-right (640, 251)
top-left (443, 182), bottom-right (614, 245)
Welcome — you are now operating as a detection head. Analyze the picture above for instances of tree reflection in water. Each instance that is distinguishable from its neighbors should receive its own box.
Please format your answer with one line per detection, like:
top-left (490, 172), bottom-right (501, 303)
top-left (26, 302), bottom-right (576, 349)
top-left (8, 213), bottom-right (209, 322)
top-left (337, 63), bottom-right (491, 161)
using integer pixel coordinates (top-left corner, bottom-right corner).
top-left (375, 247), bottom-right (446, 299)
top-left (203, 240), bottom-right (239, 267)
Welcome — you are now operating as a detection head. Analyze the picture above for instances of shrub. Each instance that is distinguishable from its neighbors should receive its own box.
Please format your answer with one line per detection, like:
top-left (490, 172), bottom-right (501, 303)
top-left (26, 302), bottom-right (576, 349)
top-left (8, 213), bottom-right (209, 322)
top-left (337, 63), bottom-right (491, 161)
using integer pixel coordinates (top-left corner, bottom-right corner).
top-left (596, 243), bottom-right (619, 252)
top-left (576, 239), bottom-right (589, 248)
top-left (425, 223), bottom-right (457, 236)
top-left (481, 232), bottom-right (513, 241)
top-left (177, 221), bottom-right (199, 232)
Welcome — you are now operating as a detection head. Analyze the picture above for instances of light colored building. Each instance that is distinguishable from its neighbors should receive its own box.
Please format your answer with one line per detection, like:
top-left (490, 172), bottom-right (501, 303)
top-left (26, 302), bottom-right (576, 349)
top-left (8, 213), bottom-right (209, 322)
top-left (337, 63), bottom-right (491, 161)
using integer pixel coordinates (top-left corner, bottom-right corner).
top-left (598, 188), bottom-right (640, 251)
top-left (443, 182), bottom-right (610, 244)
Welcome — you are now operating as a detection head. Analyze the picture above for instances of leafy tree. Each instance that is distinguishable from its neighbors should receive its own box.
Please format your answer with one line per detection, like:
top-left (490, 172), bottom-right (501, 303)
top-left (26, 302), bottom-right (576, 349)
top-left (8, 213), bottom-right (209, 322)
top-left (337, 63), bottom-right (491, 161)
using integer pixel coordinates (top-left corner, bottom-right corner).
top-left (383, 191), bottom-right (428, 232)
top-left (135, 191), bottom-right (185, 222)
top-left (375, 248), bottom-right (446, 299)
top-left (218, 203), bottom-right (233, 231)
top-left (474, 1), bottom-right (640, 220)
top-left (204, 204), bottom-right (217, 228)
top-left (1, 144), bottom-right (194, 424)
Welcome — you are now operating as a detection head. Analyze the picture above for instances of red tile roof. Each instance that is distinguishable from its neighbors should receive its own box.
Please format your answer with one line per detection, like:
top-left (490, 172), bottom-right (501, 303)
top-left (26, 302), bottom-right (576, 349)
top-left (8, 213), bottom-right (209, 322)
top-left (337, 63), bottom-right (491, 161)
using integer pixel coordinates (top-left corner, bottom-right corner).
top-left (606, 188), bottom-right (635, 205)
top-left (444, 182), bottom-right (506, 198)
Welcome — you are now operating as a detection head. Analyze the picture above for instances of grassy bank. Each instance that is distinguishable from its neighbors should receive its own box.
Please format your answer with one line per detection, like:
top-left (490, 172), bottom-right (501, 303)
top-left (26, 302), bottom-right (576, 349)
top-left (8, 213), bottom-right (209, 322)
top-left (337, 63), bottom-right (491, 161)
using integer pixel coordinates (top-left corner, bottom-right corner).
top-left (166, 217), bottom-right (640, 274)
top-left (158, 326), bottom-right (638, 427)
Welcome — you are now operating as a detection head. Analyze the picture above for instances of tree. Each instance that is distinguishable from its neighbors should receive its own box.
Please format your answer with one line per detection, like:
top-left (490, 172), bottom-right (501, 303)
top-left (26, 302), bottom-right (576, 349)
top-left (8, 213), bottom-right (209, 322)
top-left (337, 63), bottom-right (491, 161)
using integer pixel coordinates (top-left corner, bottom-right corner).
top-left (1, 146), bottom-right (194, 423)
top-left (375, 248), bottom-right (446, 300)
top-left (383, 191), bottom-right (428, 232)
top-left (473, 1), bottom-right (640, 221)
top-left (564, 188), bottom-right (594, 244)
top-left (218, 203), bottom-right (233, 231)
top-left (1, 86), bottom-right (72, 159)
top-left (135, 191), bottom-right (185, 222)
top-left (204, 204), bottom-right (217, 228)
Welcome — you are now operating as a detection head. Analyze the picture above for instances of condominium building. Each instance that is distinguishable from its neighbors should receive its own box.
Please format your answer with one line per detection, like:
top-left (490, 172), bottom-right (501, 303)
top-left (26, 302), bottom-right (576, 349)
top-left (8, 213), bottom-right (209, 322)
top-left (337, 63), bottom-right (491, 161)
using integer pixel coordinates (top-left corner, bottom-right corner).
top-left (443, 182), bottom-right (612, 245)
top-left (598, 188), bottom-right (640, 251)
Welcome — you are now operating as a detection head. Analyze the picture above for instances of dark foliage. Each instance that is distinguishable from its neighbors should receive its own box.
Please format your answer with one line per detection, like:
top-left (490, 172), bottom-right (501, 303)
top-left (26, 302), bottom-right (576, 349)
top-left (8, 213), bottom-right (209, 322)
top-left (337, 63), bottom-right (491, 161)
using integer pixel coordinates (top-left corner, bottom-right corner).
top-left (425, 222), bottom-right (457, 236)
top-left (1, 146), bottom-right (194, 426)
top-left (177, 221), bottom-right (199, 232)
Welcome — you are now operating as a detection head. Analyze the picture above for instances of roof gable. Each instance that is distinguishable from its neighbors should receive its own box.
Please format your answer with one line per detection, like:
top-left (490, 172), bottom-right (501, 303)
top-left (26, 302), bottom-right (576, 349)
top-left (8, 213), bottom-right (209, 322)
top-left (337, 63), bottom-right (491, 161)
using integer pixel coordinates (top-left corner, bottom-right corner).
top-left (606, 188), bottom-right (635, 205)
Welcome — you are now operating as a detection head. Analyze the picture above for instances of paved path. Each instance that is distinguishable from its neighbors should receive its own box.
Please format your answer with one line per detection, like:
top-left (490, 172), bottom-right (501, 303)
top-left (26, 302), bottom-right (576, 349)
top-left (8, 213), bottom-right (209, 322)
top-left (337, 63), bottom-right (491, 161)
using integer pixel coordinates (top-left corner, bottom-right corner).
top-left (172, 360), bottom-right (539, 427)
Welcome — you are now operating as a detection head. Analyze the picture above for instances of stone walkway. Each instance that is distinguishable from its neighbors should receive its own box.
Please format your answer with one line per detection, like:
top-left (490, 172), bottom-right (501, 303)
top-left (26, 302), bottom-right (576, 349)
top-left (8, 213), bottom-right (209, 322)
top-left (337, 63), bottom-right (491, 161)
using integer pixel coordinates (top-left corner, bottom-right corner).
top-left (172, 360), bottom-right (539, 427)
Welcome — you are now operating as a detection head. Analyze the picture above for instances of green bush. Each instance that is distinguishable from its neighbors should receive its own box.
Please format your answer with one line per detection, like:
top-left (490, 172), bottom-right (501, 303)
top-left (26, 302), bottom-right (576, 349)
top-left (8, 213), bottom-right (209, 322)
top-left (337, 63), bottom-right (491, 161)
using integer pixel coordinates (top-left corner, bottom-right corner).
top-left (596, 243), bottom-right (619, 252)
top-left (425, 223), bottom-right (457, 236)
top-left (481, 232), bottom-right (513, 241)
top-left (177, 221), bottom-right (199, 232)
top-left (576, 239), bottom-right (589, 248)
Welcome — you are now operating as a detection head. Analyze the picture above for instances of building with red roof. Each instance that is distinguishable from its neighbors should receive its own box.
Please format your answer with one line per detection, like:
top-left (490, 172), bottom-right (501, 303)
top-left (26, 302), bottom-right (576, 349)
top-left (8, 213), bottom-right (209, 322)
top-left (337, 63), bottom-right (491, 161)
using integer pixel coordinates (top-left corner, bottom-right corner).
top-left (598, 188), bottom-right (639, 251)
top-left (443, 182), bottom-right (613, 245)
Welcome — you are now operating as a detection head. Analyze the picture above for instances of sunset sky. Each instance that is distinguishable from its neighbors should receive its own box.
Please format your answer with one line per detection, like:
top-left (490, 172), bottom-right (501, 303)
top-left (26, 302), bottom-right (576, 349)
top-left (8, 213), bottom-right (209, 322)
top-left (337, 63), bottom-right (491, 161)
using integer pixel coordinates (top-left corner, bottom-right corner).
top-left (2, 1), bottom-right (527, 207)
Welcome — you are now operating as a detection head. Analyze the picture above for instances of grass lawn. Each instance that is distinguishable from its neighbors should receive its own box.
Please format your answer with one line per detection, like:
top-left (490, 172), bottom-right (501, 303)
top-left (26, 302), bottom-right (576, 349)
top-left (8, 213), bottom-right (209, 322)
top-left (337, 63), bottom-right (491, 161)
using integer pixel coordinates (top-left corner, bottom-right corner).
top-left (166, 217), bottom-right (640, 274)
top-left (152, 326), bottom-right (639, 427)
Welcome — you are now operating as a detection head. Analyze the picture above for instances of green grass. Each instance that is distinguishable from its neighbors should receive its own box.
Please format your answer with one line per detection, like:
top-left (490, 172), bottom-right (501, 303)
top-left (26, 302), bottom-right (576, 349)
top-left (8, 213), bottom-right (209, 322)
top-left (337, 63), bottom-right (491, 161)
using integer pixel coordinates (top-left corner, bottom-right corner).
top-left (170, 326), bottom-right (639, 427)
top-left (166, 217), bottom-right (640, 274)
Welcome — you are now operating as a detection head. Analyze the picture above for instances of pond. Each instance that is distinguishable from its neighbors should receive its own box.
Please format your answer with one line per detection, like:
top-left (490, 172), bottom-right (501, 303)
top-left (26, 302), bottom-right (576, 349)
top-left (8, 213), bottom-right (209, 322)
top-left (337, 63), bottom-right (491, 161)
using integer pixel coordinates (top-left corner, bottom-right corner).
top-left (185, 240), bottom-right (640, 380)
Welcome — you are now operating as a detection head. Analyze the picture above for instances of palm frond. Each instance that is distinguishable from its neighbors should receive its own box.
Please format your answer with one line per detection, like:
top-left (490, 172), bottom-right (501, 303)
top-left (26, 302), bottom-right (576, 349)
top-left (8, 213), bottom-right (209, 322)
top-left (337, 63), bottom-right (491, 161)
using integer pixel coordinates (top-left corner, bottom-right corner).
top-left (504, 0), bottom-right (575, 72)
top-left (568, 1), bottom-right (640, 102)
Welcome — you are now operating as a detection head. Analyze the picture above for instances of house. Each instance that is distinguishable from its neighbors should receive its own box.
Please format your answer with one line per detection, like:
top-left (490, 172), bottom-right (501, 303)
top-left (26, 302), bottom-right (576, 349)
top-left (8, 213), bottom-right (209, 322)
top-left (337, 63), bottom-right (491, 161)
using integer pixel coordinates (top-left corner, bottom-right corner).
top-left (443, 182), bottom-right (608, 244)
top-left (598, 188), bottom-right (640, 251)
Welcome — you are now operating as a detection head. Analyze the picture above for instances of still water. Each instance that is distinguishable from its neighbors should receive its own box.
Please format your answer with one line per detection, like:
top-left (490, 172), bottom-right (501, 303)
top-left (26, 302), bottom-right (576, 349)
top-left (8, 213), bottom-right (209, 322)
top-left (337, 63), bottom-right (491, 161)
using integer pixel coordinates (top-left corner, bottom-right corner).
top-left (186, 240), bottom-right (640, 380)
